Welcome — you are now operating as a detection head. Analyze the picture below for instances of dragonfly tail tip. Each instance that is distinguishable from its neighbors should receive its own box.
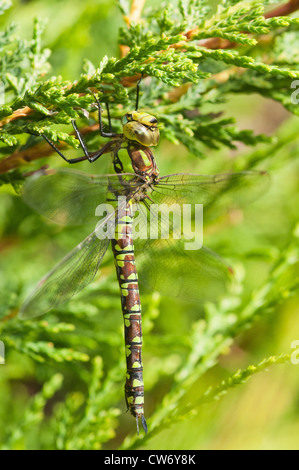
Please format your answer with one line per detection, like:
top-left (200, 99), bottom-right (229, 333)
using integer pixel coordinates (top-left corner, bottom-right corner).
top-left (136, 415), bottom-right (148, 434)
top-left (142, 415), bottom-right (148, 434)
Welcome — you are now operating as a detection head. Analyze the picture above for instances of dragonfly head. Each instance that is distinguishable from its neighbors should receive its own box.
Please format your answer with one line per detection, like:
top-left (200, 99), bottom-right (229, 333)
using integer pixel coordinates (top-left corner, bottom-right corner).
top-left (122, 111), bottom-right (160, 147)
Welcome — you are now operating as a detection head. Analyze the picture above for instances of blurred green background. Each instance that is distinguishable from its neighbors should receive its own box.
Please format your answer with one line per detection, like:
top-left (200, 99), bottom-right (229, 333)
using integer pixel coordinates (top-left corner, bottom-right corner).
top-left (0, 0), bottom-right (299, 450)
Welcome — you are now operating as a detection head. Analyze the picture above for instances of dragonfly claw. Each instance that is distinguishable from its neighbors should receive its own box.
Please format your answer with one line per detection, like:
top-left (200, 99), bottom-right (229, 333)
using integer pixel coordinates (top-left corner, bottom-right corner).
top-left (136, 415), bottom-right (148, 435)
top-left (141, 415), bottom-right (148, 434)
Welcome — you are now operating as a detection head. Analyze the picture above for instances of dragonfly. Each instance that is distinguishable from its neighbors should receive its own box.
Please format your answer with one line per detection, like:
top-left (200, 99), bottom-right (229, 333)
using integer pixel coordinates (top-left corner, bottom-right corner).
top-left (20, 81), bottom-right (268, 434)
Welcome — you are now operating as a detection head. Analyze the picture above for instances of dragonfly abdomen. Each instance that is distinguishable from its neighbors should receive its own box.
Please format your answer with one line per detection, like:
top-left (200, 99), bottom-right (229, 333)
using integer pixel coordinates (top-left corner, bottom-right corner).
top-left (111, 202), bottom-right (147, 434)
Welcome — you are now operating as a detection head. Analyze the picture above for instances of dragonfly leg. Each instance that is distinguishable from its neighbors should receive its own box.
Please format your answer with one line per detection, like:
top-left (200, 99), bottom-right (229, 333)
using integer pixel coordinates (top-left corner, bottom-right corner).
top-left (27, 129), bottom-right (114, 164)
top-left (91, 92), bottom-right (121, 138)
top-left (71, 119), bottom-right (91, 159)
top-left (37, 133), bottom-right (89, 164)
top-left (69, 120), bottom-right (114, 162)
top-left (106, 102), bottom-right (112, 133)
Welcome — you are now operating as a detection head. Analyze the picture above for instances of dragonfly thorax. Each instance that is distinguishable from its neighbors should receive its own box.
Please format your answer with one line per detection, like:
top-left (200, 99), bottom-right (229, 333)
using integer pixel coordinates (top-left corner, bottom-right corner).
top-left (122, 111), bottom-right (159, 147)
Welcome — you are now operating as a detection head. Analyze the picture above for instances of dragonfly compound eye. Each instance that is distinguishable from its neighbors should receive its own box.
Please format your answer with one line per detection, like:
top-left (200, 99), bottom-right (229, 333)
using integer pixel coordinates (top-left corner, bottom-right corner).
top-left (133, 112), bottom-right (158, 128)
top-left (123, 121), bottom-right (160, 146)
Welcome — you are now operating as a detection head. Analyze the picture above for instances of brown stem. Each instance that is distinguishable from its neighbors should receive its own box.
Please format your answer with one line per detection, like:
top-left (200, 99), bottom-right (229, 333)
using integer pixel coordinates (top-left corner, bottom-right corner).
top-left (124, 0), bottom-right (146, 25)
top-left (120, 0), bottom-right (146, 58)
top-left (265, 0), bottom-right (299, 18)
top-left (197, 0), bottom-right (299, 49)
top-left (0, 107), bottom-right (34, 127)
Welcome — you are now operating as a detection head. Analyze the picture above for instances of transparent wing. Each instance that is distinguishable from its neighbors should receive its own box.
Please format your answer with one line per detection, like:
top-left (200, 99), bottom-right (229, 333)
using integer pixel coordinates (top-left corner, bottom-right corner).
top-left (136, 239), bottom-right (232, 302)
top-left (20, 169), bottom-right (268, 310)
top-left (152, 170), bottom-right (269, 219)
top-left (133, 202), bottom-right (232, 302)
top-left (19, 210), bottom-right (118, 319)
top-left (22, 168), bottom-right (144, 226)
top-left (132, 170), bottom-right (269, 302)
top-left (22, 169), bottom-right (268, 225)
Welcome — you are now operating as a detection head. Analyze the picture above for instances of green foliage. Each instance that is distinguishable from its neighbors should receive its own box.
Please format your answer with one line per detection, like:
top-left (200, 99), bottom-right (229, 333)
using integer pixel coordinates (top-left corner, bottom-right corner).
top-left (1, 373), bottom-right (63, 449)
top-left (0, 0), bottom-right (299, 450)
top-left (0, 16), bottom-right (51, 97)
top-left (1, 0), bottom-right (299, 156)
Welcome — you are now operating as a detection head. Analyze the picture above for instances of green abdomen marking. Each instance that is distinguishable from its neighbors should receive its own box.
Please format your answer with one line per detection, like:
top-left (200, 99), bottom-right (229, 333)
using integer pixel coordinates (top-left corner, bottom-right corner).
top-left (111, 201), bottom-right (145, 426)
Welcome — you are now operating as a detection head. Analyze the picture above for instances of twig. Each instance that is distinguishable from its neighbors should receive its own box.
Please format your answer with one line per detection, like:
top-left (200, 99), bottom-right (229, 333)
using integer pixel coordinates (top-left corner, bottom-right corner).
top-left (0, 107), bottom-right (34, 128)
top-left (197, 0), bottom-right (299, 49)
top-left (124, 0), bottom-right (146, 26)
top-left (120, 0), bottom-right (146, 58)
top-left (265, 0), bottom-right (299, 18)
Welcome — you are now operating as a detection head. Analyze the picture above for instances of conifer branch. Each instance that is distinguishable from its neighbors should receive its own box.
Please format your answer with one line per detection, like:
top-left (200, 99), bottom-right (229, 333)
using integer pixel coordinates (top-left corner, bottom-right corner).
top-left (197, 0), bottom-right (299, 49)
top-left (1, 0), bottom-right (299, 172)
